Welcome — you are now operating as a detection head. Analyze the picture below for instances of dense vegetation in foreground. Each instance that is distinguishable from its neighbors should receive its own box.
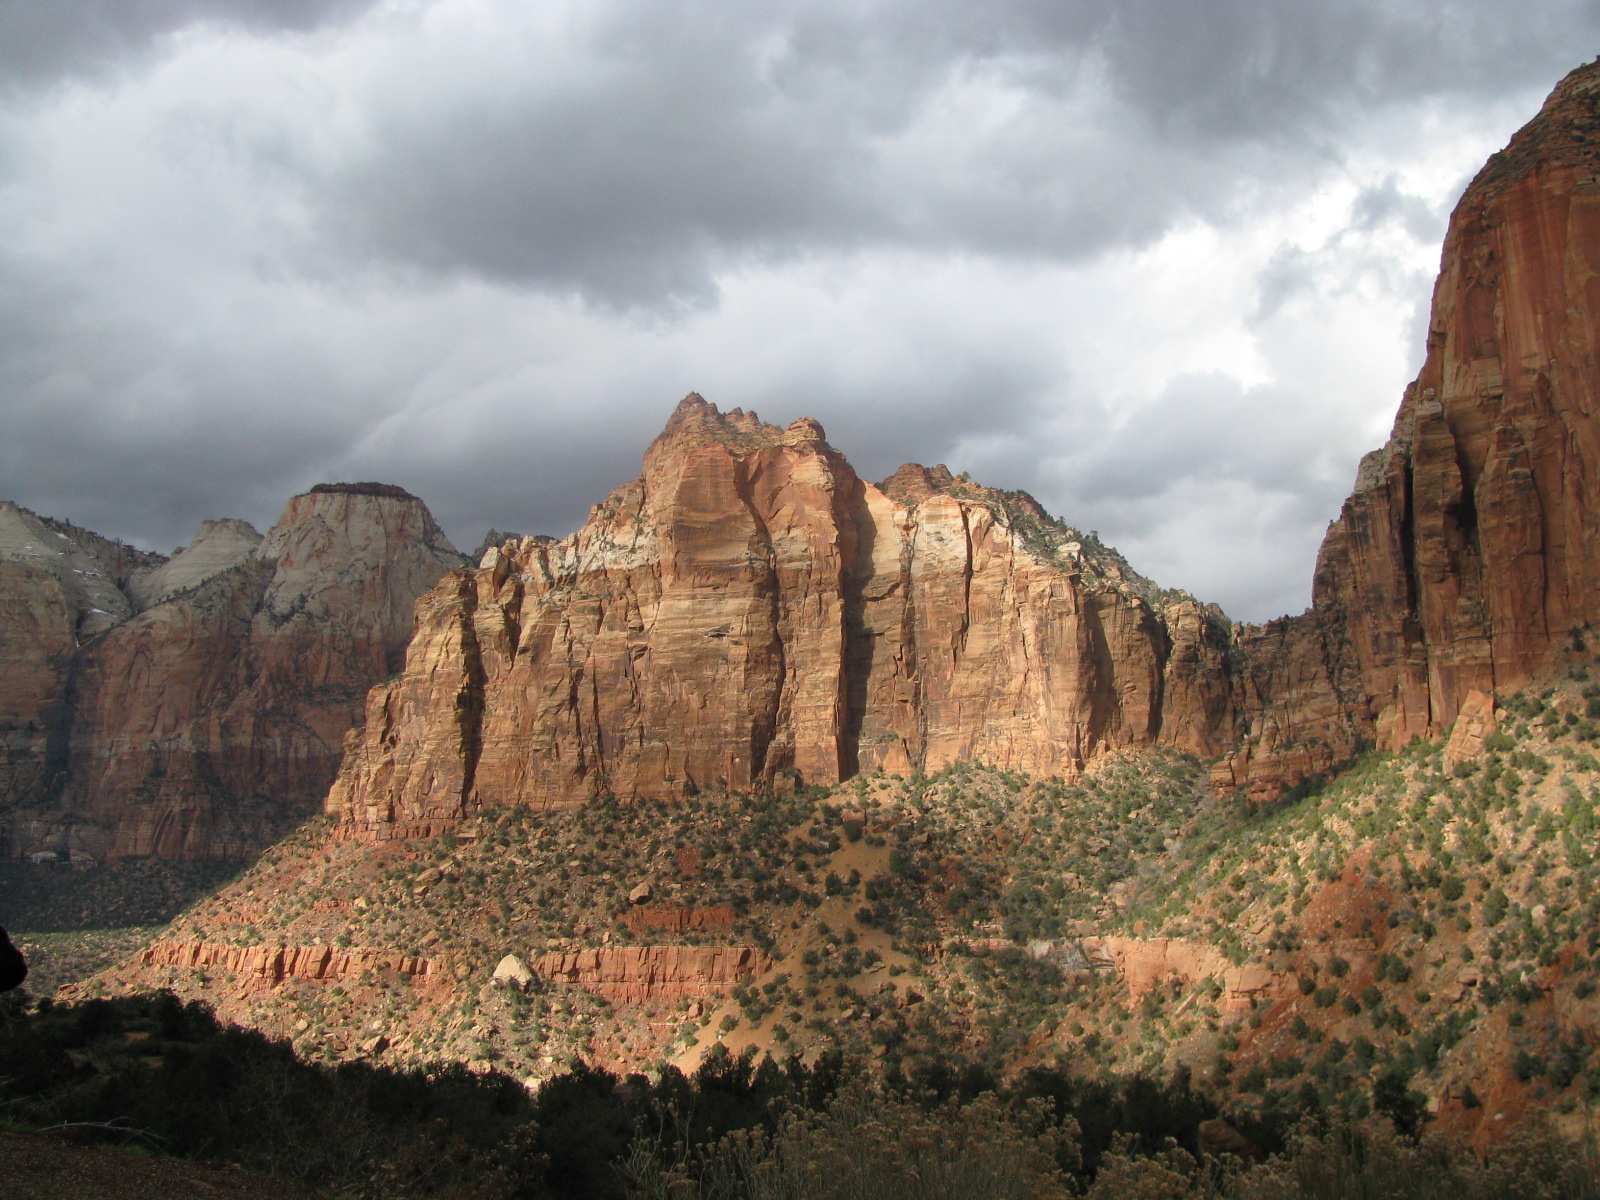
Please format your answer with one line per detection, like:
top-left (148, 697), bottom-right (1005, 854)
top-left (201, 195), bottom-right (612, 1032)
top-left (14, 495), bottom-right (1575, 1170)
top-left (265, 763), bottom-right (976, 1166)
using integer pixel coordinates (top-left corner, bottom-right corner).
top-left (3, 989), bottom-right (1599, 1199)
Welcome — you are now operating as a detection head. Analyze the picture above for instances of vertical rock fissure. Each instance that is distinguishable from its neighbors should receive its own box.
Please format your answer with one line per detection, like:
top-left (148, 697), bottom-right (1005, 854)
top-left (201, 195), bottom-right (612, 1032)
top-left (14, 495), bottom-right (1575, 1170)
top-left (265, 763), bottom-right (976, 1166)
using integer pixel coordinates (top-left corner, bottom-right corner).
top-left (455, 596), bottom-right (487, 814)
top-left (838, 481), bottom-right (875, 780)
top-left (731, 465), bottom-right (784, 786)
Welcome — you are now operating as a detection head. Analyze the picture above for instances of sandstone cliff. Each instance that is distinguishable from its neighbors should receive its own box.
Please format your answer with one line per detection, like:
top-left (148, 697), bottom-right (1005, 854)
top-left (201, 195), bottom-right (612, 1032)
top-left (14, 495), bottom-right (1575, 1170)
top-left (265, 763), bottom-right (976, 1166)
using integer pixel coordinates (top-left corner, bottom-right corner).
top-left (328, 397), bottom-right (1236, 836)
top-left (1, 485), bottom-right (465, 862)
top-left (0, 503), bottom-right (165, 828)
top-left (1221, 61), bottom-right (1600, 796)
top-left (532, 945), bottom-right (773, 1005)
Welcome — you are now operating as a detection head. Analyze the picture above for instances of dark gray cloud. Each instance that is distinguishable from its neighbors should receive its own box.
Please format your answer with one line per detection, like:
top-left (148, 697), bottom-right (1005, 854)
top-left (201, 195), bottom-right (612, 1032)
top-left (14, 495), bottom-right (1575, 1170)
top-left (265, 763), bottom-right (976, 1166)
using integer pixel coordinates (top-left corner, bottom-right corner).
top-left (0, 0), bottom-right (378, 89)
top-left (303, 0), bottom-right (1599, 306)
top-left (2, 0), bottom-right (1599, 623)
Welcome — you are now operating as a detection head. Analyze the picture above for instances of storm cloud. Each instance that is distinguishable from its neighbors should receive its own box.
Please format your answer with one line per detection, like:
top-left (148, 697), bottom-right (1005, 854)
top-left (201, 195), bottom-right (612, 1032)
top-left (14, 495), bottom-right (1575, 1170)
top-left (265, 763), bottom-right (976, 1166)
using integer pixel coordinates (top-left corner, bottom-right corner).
top-left (2, 0), bottom-right (1596, 620)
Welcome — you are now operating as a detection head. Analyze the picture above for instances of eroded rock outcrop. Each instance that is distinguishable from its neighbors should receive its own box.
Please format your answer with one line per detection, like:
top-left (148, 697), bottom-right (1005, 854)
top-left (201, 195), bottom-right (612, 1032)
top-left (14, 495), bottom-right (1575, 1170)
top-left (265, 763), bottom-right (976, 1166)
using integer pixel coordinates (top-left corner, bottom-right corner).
top-left (1, 486), bottom-right (465, 861)
top-left (329, 397), bottom-right (1236, 835)
top-left (624, 905), bottom-right (737, 934)
top-left (1224, 62), bottom-right (1600, 795)
top-left (134, 939), bottom-right (444, 983)
top-left (532, 944), bottom-right (772, 1005)
top-left (0, 503), bottom-right (166, 827)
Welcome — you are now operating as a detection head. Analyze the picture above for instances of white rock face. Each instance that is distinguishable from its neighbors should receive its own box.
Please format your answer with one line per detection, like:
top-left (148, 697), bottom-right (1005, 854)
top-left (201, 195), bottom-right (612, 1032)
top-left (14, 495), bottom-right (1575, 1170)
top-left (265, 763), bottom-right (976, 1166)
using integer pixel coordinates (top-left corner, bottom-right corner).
top-left (0, 500), bottom-right (157, 635)
top-left (127, 518), bottom-right (263, 610)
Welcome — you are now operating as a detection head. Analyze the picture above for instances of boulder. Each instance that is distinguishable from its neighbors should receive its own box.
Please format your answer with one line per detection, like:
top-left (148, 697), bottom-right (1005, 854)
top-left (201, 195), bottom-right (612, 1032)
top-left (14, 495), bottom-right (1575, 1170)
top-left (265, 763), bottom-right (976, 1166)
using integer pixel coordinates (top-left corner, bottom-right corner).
top-left (492, 954), bottom-right (534, 990)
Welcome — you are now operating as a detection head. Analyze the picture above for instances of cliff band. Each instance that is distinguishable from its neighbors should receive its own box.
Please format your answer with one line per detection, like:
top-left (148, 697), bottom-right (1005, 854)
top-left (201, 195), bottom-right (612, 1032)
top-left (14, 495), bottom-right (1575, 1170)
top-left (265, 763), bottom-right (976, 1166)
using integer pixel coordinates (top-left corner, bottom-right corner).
top-left (328, 398), bottom-right (1235, 836)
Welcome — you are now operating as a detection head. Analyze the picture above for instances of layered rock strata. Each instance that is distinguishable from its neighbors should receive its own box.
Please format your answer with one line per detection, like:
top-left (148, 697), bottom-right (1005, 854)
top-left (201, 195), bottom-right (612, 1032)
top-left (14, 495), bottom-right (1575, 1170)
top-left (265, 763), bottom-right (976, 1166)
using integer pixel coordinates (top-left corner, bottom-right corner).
top-left (1221, 61), bottom-right (1600, 795)
top-left (328, 396), bottom-right (1236, 835)
top-left (531, 945), bottom-right (773, 1005)
top-left (1, 485), bottom-right (464, 861)
top-left (135, 939), bottom-right (444, 984)
top-left (0, 503), bottom-right (166, 823)
top-left (623, 905), bottom-right (737, 933)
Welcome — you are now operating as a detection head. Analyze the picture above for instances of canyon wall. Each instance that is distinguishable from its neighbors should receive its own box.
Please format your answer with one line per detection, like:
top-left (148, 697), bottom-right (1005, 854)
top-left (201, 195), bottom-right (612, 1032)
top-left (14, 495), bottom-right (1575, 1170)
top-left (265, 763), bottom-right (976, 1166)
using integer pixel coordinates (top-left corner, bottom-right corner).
top-left (0, 485), bottom-right (464, 861)
top-left (136, 939), bottom-right (445, 984)
top-left (1221, 62), bottom-right (1600, 796)
top-left (532, 945), bottom-right (773, 1005)
top-left (0, 503), bottom-right (165, 821)
top-left (332, 62), bottom-right (1600, 824)
top-left (327, 396), bottom-right (1237, 836)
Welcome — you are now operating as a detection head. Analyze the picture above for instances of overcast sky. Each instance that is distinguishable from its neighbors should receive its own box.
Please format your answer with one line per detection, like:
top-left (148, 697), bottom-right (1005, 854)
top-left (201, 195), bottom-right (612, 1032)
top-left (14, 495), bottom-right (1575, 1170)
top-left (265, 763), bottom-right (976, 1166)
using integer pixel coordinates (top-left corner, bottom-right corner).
top-left (2, 1), bottom-right (1596, 622)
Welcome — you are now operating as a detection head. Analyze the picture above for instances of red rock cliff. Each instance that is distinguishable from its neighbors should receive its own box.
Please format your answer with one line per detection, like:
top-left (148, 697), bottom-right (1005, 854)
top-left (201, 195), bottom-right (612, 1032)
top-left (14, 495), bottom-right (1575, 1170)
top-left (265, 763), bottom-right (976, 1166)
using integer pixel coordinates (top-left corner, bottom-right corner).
top-left (2, 487), bottom-right (464, 861)
top-left (0, 503), bottom-right (164, 830)
top-left (1223, 61), bottom-right (1600, 794)
top-left (329, 396), bottom-right (1235, 835)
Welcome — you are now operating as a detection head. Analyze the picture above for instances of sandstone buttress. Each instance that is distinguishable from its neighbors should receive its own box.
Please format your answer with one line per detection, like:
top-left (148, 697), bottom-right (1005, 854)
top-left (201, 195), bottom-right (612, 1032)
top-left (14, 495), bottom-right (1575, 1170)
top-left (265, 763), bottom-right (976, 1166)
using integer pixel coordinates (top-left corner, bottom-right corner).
top-left (1222, 61), bottom-right (1600, 796)
top-left (329, 396), bottom-right (1236, 836)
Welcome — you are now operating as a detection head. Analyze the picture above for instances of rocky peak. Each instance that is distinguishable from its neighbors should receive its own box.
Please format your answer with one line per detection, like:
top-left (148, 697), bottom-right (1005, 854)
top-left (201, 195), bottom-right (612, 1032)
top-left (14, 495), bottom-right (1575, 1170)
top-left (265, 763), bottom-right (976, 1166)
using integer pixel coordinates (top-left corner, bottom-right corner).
top-left (1220, 57), bottom-right (1600, 796)
top-left (261, 484), bottom-right (458, 564)
top-left (127, 518), bottom-right (263, 611)
top-left (327, 396), bottom-right (1237, 837)
top-left (0, 500), bottom-right (164, 635)
top-left (877, 463), bottom-right (957, 507)
top-left (1468, 58), bottom-right (1600, 205)
top-left (470, 528), bottom-right (534, 565)
top-left (648, 394), bottom-right (835, 462)
top-left (653, 393), bottom-right (788, 451)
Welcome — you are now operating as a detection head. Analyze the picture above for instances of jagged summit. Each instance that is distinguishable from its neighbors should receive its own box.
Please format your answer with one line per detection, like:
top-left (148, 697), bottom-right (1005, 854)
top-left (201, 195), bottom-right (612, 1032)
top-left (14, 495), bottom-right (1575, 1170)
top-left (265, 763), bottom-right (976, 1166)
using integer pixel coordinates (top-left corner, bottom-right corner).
top-left (652, 393), bottom-right (829, 455)
top-left (652, 398), bottom-right (1157, 595)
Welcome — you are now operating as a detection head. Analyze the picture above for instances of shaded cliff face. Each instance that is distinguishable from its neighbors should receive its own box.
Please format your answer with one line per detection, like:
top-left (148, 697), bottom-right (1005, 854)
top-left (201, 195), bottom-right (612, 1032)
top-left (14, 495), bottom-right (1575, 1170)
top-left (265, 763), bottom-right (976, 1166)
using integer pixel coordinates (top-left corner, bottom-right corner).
top-left (329, 396), bottom-right (1234, 836)
top-left (1222, 61), bottom-right (1600, 796)
top-left (1, 487), bottom-right (464, 862)
top-left (0, 503), bottom-right (165, 820)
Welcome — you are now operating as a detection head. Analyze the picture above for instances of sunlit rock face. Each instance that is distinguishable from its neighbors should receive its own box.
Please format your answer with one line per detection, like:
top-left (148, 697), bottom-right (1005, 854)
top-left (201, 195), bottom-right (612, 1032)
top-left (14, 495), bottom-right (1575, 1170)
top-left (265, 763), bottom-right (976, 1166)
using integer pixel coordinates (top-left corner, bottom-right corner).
top-left (1, 485), bottom-right (464, 862)
top-left (329, 394), bottom-right (1236, 838)
top-left (1221, 61), bottom-right (1600, 798)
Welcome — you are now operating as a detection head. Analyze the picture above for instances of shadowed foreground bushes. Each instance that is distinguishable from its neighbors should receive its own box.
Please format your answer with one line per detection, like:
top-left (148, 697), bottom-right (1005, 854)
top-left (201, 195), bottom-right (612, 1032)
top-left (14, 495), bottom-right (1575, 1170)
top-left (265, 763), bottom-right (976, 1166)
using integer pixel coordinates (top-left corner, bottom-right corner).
top-left (624, 1108), bottom-right (1600, 1200)
top-left (3, 991), bottom-right (1599, 1199)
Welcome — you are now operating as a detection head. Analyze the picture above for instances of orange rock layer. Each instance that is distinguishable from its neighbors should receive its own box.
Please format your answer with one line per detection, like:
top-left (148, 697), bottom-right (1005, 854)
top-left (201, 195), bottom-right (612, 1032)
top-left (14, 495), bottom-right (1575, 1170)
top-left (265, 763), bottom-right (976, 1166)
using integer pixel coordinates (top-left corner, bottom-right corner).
top-left (1222, 62), bottom-right (1600, 795)
top-left (532, 945), bottom-right (772, 1004)
top-left (136, 939), bottom-right (444, 983)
